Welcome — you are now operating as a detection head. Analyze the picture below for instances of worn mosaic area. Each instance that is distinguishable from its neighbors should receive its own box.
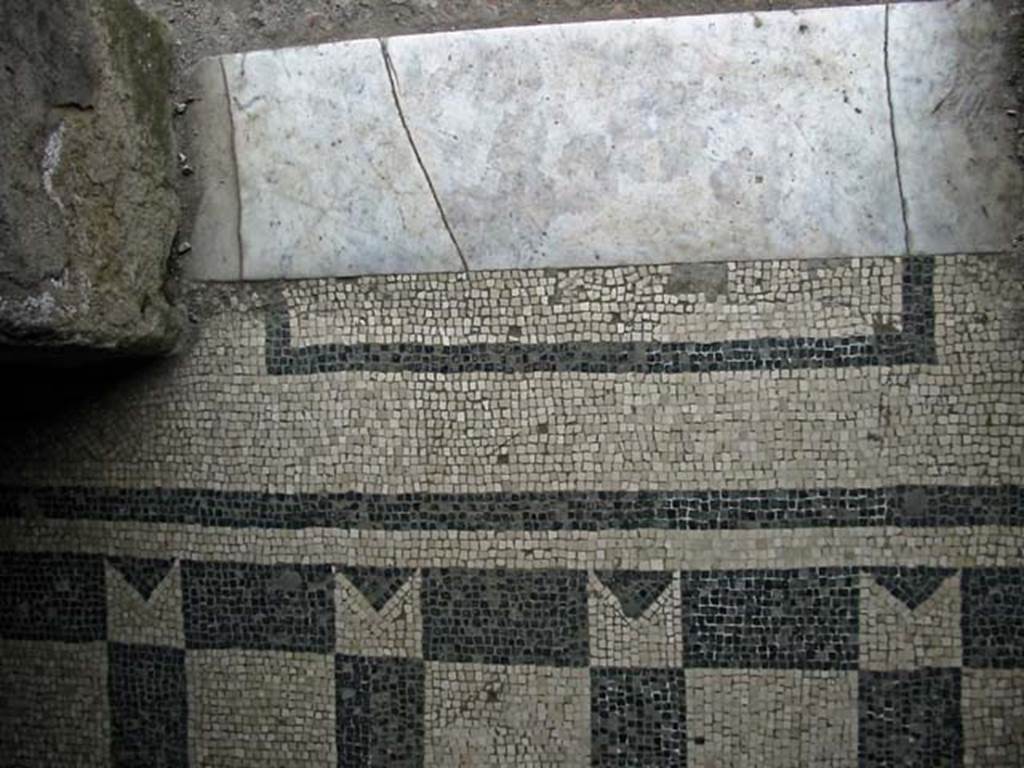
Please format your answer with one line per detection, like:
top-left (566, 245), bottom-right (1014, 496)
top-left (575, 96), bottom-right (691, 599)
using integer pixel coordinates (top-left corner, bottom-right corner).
top-left (0, 253), bottom-right (1022, 765)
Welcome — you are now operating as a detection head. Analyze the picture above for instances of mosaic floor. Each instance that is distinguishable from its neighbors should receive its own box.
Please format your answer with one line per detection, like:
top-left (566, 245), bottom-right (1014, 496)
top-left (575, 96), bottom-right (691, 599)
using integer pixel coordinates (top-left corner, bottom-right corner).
top-left (1, 251), bottom-right (1022, 766)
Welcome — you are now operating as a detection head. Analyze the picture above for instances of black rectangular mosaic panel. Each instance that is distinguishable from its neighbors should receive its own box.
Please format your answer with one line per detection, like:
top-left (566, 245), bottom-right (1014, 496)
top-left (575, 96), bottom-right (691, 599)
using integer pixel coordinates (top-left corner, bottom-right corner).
top-left (336, 655), bottom-right (424, 768)
top-left (0, 552), bottom-right (106, 642)
top-left (264, 257), bottom-right (935, 375)
top-left (423, 568), bottom-right (589, 666)
top-left (3, 483), bottom-right (1019, 531)
top-left (962, 568), bottom-right (1024, 668)
top-left (858, 668), bottom-right (963, 768)
top-left (109, 643), bottom-right (188, 768)
top-left (182, 560), bottom-right (334, 652)
top-left (681, 568), bottom-right (858, 669)
top-left (591, 667), bottom-right (686, 768)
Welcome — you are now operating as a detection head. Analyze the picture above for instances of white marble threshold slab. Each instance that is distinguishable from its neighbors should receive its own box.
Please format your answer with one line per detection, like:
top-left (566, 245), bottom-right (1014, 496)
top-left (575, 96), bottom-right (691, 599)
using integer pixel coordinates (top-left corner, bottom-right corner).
top-left (186, 0), bottom-right (1021, 281)
top-left (888, 0), bottom-right (1022, 255)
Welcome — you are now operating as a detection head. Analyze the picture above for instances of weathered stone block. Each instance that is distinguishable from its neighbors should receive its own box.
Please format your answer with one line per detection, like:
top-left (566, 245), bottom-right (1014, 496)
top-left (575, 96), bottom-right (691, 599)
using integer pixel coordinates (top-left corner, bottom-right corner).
top-left (0, 0), bottom-right (182, 359)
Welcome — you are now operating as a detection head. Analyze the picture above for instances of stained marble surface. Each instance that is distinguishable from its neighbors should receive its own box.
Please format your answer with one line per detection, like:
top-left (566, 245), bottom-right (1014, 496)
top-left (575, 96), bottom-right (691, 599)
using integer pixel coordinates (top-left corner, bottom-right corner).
top-left (388, 5), bottom-right (903, 271)
top-left (186, 0), bottom-right (1020, 280)
top-left (888, 0), bottom-right (1023, 255)
top-left (223, 41), bottom-right (463, 279)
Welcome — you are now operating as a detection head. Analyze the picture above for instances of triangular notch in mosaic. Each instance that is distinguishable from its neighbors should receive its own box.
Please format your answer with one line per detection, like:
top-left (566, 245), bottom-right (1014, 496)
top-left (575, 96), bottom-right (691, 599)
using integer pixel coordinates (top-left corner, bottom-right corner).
top-left (871, 567), bottom-right (956, 611)
top-left (341, 566), bottom-right (414, 612)
top-left (596, 571), bottom-right (672, 619)
top-left (109, 557), bottom-right (174, 601)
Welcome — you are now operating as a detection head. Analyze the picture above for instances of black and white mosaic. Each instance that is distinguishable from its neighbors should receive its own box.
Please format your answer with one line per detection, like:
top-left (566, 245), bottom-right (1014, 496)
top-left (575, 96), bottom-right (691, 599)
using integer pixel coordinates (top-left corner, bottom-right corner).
top-left (109, 557), bottom-right (175, 602)
top-left (0, 251), bottom-right (1020, 764)
top-left (2, 482), bottom-right (1020, 530)
top-left (595, 571), bottom-right (674, 619)
top-left (265, 257), bottom-right (935, 375)
top-left (341, 566), bottom-right (416, 612)
top-left (870, 566), bottom-right (957, 611)
top-left (0, 552), bottom-right (1016, 765)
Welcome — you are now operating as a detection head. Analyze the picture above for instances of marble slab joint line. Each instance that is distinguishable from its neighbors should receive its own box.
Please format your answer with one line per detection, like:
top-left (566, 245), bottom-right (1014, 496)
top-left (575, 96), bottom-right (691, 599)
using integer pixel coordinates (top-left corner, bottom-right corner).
top-left (883, 3), bottom-right (912, 257)
top-left (219, 56), bottom-right (244, 281)
top-left (379, 37), bottom-right (470, 272)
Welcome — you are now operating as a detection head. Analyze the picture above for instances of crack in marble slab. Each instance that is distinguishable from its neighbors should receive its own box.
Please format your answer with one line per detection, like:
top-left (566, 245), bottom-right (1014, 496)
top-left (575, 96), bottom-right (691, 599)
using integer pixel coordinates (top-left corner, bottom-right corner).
top-left (883, 4), bottom-right (913, 257)
top-left (379, 38), bottom-right (470, 272)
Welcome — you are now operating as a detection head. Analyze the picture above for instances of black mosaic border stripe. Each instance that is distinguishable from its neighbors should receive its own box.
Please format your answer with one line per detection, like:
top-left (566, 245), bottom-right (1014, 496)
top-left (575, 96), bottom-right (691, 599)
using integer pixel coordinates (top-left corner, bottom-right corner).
top-left (265, 256), bottom-right (936, 375)
top-left (0, 483), bottom-right (1018, 532)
